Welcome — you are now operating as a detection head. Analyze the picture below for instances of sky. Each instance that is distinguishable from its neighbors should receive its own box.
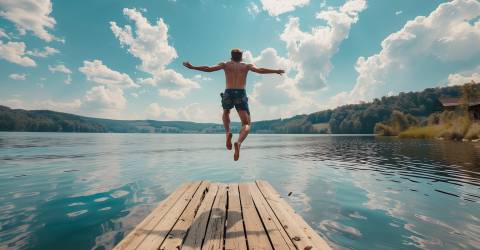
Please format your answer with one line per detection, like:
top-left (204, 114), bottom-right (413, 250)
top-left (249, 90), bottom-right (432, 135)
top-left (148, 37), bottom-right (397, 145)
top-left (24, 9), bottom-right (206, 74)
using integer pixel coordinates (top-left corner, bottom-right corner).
top-left (0, 0), bottom-right (479, 122)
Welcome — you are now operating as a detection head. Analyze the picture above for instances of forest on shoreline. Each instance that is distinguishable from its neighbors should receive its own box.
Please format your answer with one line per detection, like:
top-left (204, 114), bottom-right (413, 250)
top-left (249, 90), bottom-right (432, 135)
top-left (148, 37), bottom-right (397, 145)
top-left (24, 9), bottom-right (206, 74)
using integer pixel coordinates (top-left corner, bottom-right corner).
top-left (1, 83), bottom-right (478, 135)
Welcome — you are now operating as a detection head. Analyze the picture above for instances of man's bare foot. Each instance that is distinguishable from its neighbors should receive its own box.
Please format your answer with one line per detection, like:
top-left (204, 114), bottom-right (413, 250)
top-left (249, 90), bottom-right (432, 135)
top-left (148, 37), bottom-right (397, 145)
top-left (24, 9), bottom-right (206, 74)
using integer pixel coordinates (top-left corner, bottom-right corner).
top-left (226, 132), bottom-right (233, 150)
top-left (234, 142), bottom-right (240, 161)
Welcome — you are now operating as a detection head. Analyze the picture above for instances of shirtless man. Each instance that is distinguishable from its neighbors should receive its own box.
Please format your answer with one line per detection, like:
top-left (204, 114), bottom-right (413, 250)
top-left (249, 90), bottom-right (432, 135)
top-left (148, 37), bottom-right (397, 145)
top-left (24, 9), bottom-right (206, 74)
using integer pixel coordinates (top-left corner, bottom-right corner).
top-left (183, 48), bottom-right (284, 161)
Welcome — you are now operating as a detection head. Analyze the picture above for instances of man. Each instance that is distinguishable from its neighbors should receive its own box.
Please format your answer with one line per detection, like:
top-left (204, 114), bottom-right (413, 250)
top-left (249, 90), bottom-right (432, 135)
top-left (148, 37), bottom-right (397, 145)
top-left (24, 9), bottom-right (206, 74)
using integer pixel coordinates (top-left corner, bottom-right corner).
top-left (183, 48), bottom-right (284, 161)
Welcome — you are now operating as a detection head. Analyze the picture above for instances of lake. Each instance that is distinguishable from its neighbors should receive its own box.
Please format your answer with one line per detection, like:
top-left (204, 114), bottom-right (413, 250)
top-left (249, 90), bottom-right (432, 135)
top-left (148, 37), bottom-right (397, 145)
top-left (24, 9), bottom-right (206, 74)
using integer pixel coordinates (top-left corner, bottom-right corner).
top-left (0, 132), bottom-right (479, 249)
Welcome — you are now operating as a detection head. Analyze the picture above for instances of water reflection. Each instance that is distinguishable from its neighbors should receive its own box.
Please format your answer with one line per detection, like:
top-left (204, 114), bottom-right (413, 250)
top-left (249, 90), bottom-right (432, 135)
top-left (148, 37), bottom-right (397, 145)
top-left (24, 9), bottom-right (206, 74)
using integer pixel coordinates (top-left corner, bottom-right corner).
top-left (0, 133), bottom-right (479, 249)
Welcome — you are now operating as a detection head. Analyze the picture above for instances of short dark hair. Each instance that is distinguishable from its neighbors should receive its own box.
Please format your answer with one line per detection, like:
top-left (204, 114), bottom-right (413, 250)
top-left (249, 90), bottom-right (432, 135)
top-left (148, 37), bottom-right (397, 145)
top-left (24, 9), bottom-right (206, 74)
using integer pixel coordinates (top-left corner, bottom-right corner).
top-left (231, 48), bottom-right (243, 62)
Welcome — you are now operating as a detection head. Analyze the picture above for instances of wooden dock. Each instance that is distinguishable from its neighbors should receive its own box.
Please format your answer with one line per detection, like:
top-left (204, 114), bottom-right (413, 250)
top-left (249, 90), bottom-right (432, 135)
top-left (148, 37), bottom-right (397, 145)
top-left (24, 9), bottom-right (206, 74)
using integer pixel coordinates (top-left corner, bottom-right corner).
top-left (114, 181), bottom-right (331, 250)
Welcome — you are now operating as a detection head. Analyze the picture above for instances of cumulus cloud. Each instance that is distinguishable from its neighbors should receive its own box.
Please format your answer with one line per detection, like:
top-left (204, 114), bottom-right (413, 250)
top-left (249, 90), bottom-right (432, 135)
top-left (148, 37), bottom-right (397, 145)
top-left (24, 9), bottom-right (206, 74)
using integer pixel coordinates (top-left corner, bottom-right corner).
top-left (82, 85), bottom-right (126, 116)
top-left (27, 46), bottom-right (59, 58)
top-left (0, 0), bottom-right (59, 42)
top-left (193, 74), bottom-right (213, 81)
top-left (79, 60), bottom-right (138, 88)
top-left (49, 64), bottom-right (72, 74)
top-left (0, 41), bottom-right (36, 66)
top-left (243, 48), bottom-right (320, 120)
top-left (0, 98), bottom-right (25, 108)
top-left (49, 64), bottom-right (72, 84)
top-left (260, 0), bottom-right (310, 16)
top-left (0, 98), bottom-right (83, 114)
top-left (239, 0), bottom-right (366, 119)
top-left (332, 0), bottom-right (480, 105)
top-left (146, 102), bottom-right (217, 122)
top-left (110, 8), bottom-right (198, 98)
top-left (78, 60), bottom-right (140, 117)
top-left (446, 65), bottom-right (480, 86)
top-left (281, 0), bottom-right (367, 91)
top-left (244, 48), bottom-right (294, 105)
top-left (9, 73), bottom-right (26, 80)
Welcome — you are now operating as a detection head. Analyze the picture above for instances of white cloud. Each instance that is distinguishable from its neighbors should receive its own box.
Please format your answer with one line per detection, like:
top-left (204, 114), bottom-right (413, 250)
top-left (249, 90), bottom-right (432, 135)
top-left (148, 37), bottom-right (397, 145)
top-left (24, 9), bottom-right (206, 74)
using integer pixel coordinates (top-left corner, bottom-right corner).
top-left (78, 60), bottom-right (137, 117)
top-left (0, 98), bottom-right (82, 114)
top-left (247, 2), bottom-right (260, 17)
top-left (239, 0), bottom-right (367, 119)
top-left (193, 74), bottom-right (213, 81)
top-left (38, 99), bottom-right (83, 112)
top-left (0, 41), bottom-right (36, 66)
top-left (27, 46), bottom-right (59, 58)
top-left (0, 0), bottom-right (58, 42)
top-left (446, 65), bottom-right (480, 86)
top-left (79, 60), bottom-right (138, 88)
top-left (0, 98), bottom-right (25, 108)
top-left (49, 64), bottom-right (71, 74)
top-left (158, 89), bottom-right (186, 99)
top-left (49, 64), bottom-right (73, 84)
top-left (280, 0), bottom-right (367, 91)
top-left (0, 87), bottom-right (126, 119)
top-left (244, 48), bottom-right (294, 106)
top-left (332, 0), bottom-right (480, 105)
top-left (83, 85), bottom-right (126, 113)
top-left (243, 48), bottom-right (321, 120)
top-left (260, 0), bottom-right (310, 16)
top-left (9, 73), bottom-right (26, 80)
top-left (110, 8), bottom-right (198, 99)
top-left (146, 102), bottom-right (217, 122)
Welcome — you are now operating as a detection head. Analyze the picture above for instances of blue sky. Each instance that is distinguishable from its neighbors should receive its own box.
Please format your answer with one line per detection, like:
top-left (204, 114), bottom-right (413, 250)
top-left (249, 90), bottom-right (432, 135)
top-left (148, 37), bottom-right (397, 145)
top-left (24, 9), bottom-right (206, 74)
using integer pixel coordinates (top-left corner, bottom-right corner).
top-left (1, 0), bottom-right (479, 122)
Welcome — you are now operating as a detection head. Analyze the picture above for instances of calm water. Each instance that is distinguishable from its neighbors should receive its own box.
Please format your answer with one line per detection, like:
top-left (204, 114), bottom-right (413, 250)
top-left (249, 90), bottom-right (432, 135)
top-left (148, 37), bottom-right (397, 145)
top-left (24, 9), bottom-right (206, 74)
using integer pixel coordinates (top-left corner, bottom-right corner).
top-left (0, 133), bottom-right (479, 250)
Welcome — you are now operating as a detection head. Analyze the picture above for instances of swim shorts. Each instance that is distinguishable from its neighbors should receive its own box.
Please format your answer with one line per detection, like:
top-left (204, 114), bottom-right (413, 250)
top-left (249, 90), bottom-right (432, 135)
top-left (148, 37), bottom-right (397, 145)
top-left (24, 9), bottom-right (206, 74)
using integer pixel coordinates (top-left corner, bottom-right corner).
top-left (220, 89), bottom-right (250, 115)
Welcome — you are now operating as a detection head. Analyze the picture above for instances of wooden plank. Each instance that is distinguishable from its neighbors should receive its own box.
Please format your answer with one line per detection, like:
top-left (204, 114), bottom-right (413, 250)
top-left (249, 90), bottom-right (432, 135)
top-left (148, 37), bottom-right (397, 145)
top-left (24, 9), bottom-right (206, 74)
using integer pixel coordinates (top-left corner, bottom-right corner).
top-left (224, 184), bottom-right (247, 250)
top-left (202, 184), bottom-right (228, 250)
top-left (248, 183), bottom-right (295, 250)
top-left (113, 182), bottom-right (195, 250)
top-left (239, 183), bottom-right (273, 250)
top-left (259, 182), bottom-right (331, 250)
top-left (135, 181), bottom-right (204, 250)
top-left (256, 180), bottom-right (331, 250)
top-left (159, 182), bottom-right (210, 250)
top-left (182, 184), bottom-right (219, 250)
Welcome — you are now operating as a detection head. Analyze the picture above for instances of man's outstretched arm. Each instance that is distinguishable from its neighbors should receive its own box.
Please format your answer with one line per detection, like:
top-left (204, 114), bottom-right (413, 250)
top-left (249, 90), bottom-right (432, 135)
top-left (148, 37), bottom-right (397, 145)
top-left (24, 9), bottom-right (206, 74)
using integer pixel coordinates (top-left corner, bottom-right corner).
top-left (183, 61), bottom-right (225, 72)
top-left (248, 64), bottom-right (285, 75)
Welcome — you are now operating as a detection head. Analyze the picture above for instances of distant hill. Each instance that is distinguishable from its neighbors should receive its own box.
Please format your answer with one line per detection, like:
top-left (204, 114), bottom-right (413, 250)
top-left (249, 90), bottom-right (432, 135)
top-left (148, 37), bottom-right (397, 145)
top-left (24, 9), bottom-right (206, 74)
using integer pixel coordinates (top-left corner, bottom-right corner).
top-left (0, 106), bottom-right (236, 133)
top-left (0, 83), bottom-right (476, 134)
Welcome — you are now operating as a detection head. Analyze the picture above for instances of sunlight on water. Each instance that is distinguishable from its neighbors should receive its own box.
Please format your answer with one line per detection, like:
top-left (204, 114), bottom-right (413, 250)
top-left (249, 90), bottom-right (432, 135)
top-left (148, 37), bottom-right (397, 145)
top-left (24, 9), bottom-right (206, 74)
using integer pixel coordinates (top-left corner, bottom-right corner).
top-left (0, 133), bottom-right (479, 249)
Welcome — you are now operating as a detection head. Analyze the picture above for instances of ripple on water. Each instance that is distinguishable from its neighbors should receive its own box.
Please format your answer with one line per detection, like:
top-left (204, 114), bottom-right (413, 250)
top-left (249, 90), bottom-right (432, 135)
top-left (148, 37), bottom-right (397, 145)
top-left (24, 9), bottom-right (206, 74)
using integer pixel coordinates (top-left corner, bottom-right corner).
top-left (94, 197), bottom-right (109, 202)
top-left (1, 133), bottom-right (479, 250)
top-left (110, 190), bottom-right (129, 199)
top-left (67, 210), bottom-right (88, 218)
top-left (319, 220), bottom-right (362, 238)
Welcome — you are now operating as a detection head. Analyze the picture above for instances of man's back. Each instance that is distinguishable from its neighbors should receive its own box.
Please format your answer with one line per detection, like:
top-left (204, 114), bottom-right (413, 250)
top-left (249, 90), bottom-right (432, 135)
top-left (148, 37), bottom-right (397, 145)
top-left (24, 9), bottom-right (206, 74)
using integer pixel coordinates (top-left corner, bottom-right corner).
top-left (223, 61), bottom-right (249, 89)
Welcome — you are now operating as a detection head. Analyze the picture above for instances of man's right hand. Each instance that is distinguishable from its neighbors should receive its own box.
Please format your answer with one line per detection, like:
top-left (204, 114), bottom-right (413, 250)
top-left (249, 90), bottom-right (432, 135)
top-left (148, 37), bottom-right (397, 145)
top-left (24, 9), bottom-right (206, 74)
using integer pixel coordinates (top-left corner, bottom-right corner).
top-left (183, 61), bottom-right (193, 69)
top-left (277, 69), bottom-right (285, 75)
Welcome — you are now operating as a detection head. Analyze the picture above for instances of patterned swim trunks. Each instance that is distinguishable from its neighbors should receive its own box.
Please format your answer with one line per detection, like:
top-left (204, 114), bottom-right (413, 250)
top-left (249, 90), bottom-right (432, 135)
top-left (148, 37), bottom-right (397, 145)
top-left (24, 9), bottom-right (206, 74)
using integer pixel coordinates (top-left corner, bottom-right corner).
top-left (220, 89), bottom-right (250, 115)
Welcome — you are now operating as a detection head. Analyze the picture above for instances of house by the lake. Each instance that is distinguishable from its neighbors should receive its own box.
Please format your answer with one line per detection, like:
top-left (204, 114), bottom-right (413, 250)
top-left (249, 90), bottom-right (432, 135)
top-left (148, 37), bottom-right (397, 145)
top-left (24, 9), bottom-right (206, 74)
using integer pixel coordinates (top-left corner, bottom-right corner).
top-left (439, 97), bottom-right (480, 119)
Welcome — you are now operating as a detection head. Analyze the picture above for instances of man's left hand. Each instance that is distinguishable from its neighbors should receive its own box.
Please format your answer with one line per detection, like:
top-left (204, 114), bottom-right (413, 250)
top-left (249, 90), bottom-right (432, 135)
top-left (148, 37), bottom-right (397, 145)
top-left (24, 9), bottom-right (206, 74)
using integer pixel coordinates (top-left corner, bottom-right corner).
top-left (183, 61), bottom-right (193, 69)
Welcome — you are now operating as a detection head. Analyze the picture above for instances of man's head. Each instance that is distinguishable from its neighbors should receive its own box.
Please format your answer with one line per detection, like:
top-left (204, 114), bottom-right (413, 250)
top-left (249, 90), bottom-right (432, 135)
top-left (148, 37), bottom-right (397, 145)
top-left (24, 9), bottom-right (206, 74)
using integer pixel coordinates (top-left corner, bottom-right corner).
top-left (231, 48), bottom-right (243, 62)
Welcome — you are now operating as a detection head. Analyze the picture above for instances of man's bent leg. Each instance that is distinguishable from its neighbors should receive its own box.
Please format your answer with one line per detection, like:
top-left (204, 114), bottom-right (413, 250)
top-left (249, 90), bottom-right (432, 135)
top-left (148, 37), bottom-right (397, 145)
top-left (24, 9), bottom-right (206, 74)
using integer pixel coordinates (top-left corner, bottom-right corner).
top-left (223, 109), bottom-right (233, 150)
top-left (234, 110), bottom-right (251, 161)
